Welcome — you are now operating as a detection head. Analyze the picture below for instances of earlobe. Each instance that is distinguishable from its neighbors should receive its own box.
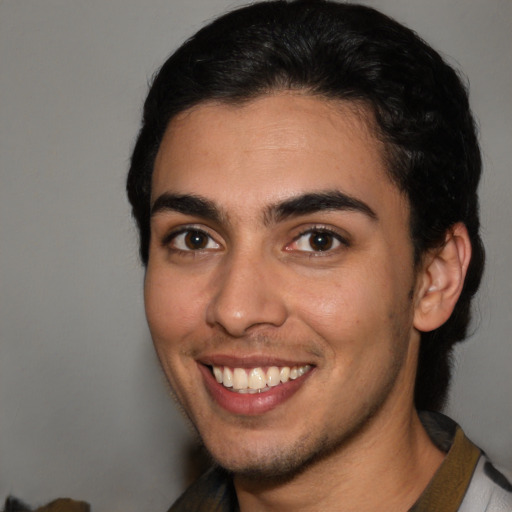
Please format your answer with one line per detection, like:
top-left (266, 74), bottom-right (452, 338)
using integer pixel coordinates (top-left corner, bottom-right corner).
top-left (413, 223), bottom-right (472, 333)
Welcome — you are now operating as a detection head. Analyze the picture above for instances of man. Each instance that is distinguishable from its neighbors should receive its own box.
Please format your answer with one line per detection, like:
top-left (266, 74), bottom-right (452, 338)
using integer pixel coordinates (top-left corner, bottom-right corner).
top-left (127, 1), bottom-right (512, 510)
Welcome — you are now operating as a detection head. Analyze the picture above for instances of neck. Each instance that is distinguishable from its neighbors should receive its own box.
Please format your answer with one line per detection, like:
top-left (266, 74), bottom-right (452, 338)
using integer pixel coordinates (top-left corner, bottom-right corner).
top-left (234, 397), bottom-right (444, 512)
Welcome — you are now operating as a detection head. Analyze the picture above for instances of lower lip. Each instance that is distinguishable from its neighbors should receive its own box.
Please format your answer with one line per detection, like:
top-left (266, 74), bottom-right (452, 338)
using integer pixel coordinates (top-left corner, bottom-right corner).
top-left (198, 364), bottom-right (312, 416)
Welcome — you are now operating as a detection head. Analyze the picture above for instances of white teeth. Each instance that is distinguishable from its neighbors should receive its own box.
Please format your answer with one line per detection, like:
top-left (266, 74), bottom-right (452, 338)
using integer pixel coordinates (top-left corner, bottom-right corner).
top-left (211, 364), bottom-right (312, 392)
top-left (266, 366), bottom-right (280, 387)
top-left (213, 366), bottom-right (223, 383)
top-left (233, 368), bottom-right (248, 390)
top-left (249, 367), bottom-right (266, 390)
top-left (297, 365), bottom-right (311, 377)
top-left (223, 367), bottom-right (233, 388)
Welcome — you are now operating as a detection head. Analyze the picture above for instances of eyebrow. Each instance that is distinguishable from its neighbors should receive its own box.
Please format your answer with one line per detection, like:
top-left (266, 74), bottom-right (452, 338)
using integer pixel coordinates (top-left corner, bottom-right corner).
top-left (266, 190), bottom-right (378, 224)
top-left (150, 189), bottom-right (378, 225)
top-left (151, 193), bottom-right (224, 224)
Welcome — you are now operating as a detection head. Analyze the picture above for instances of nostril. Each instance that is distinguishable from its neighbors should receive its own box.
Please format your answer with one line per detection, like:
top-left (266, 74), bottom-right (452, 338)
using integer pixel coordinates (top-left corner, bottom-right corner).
top-left (206, 284), bottom-right (288, 337)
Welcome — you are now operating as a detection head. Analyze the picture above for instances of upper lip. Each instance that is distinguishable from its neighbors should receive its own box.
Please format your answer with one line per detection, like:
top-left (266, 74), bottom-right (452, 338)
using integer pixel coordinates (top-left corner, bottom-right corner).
top-left (197, 353), bottom-right (316, 368)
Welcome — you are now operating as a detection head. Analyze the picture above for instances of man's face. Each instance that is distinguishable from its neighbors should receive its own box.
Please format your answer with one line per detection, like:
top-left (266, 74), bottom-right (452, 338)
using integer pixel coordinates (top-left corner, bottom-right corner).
top-left (145, 94), bottom-right (423, 477)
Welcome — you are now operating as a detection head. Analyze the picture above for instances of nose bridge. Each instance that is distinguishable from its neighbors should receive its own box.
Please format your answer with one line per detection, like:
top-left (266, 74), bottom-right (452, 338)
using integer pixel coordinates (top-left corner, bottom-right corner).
top-left (206, 246), bottom-right (287, 337)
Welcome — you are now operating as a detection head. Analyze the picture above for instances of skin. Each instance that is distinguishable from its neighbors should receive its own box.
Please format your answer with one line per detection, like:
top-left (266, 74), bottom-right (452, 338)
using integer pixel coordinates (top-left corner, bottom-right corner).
top-left (144, 94), bottom-right (461, 511)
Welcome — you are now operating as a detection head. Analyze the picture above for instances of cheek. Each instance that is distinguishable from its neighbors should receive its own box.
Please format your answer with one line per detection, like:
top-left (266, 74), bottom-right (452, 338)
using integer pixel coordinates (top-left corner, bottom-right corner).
top-left (291, 258), bottom-right (414, 365)
top-left (144, 267), bottom-right (207, 348)
top-left (293, 266), bottom-right (388, 337)
top-left (143, 269), bottom-right (209, 405)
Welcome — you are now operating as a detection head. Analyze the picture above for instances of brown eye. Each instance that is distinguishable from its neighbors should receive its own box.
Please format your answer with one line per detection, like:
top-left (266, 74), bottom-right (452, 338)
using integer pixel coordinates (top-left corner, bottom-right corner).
top-left (290, 229), bottom-right (345, 253)
top-left (184, 230), bottom-right (209, 250)
top-left (169, 229), bottom-right (220, 252)
top-left (308, 232), bottom-right (334, 251)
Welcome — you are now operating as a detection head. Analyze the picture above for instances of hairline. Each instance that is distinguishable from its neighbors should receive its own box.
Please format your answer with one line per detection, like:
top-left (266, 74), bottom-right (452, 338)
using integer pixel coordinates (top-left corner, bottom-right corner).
top-left (150, 89), bottom-right (417, 249)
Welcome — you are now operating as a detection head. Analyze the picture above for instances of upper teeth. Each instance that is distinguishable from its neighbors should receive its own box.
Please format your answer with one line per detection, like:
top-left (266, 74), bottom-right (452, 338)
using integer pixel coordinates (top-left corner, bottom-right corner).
top-left (212, 365), bottom-right (312, 393)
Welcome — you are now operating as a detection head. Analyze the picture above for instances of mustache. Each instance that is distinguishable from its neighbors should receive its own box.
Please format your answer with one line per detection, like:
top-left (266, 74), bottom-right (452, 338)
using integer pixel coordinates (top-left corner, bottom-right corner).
top-left (182, 332), bottom-right (324, 360)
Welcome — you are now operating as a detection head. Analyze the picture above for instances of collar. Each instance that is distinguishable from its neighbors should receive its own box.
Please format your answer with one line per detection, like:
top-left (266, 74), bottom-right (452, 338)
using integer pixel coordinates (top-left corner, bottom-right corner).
top-left (169, 412), bottom-right (481, 512)
top-left (409, 411), bottom-right (481, 512)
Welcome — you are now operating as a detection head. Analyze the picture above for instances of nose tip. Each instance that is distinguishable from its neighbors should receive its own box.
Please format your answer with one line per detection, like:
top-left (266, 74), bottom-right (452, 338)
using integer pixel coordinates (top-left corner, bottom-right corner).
top-left (206, 260), bottom-right (287, 337)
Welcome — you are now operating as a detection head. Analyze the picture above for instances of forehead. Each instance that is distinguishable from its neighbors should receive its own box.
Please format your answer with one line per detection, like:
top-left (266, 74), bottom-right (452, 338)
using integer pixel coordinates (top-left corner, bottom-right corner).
top-left (152, 94), bottom-right (404, 221)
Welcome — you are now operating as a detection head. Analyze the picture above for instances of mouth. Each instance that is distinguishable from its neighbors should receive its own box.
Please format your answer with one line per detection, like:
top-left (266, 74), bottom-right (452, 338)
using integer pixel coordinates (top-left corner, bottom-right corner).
top-left (210, 364), bottom-right (313, 394)
top-left (197, 360), bottom-right (315, 416)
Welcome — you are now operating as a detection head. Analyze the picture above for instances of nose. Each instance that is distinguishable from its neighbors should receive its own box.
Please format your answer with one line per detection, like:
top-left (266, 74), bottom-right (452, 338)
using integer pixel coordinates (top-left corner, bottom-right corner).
top-left (205, 252), bottom-right (288, 337)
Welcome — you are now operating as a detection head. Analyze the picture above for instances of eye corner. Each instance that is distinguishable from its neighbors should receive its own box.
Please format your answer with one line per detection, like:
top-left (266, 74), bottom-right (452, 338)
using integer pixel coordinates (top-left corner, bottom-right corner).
top-left (285, 226), bottom-right (351, 255)
top-left (161, 225), bottom-right (222, 254)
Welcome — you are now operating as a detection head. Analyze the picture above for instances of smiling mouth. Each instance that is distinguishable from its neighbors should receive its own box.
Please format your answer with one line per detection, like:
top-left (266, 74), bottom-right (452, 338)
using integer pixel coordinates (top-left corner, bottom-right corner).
top-left (210, 364), bottom-right (313, 394)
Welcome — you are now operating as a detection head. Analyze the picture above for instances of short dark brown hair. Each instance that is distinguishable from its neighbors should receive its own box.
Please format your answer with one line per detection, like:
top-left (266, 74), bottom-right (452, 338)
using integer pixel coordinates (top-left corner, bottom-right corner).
top-left (127, 0), bottom-right (484, 411)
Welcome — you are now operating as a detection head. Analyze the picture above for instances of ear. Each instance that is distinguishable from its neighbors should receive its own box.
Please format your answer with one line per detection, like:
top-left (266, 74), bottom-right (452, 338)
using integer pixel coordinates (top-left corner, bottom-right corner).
top-left (413, 223), bottom-right (472, 333)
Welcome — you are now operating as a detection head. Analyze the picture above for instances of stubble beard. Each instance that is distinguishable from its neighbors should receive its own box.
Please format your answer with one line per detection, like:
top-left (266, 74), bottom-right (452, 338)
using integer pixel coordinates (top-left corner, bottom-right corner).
top-left (170, 300), bottom-right (416, 485)
top-left (199, 358), bottom-right (404, 486)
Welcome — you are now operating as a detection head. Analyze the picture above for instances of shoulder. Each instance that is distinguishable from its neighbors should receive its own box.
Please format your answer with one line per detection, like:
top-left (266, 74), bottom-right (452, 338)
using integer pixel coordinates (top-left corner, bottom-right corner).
top-left (414, 411), bottom-right (512, 512)
top-left (459, 455), bottom-right (512, 512)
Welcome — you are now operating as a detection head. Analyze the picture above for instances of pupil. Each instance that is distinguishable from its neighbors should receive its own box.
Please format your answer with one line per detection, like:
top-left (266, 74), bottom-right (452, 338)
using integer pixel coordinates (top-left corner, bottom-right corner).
top-left (310, 232), bottom-right (332, 251)
top-left (185, 231), bottom-right (207, 249)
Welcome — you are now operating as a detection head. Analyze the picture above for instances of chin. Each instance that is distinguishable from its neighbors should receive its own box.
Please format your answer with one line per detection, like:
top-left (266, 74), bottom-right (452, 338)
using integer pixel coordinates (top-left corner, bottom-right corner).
top-left (203, 428), bottom-right (338, 483)
top-left (200, 384), bottom-right (394, 483)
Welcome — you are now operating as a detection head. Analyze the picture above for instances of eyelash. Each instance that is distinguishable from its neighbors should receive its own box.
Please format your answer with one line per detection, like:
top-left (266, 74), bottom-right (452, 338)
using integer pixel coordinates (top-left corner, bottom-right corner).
top-left (288, 226), bottom-right (350, 254)
top-left (161, 225), bottom-right (350, 256)
top-left (162, 226), bottom-right (220, 255)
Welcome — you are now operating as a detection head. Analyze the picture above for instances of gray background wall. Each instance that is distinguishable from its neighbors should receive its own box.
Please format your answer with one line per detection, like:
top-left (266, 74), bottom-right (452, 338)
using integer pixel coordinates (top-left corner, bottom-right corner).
top-left (1, 1), bottom-right (510, 510)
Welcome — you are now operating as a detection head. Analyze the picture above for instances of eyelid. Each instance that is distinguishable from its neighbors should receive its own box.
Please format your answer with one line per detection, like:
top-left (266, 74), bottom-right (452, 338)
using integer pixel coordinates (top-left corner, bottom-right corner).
top-left (161, 224), bottom-right (221, 251)
top-left (286, 225), bottom-right (350, 253)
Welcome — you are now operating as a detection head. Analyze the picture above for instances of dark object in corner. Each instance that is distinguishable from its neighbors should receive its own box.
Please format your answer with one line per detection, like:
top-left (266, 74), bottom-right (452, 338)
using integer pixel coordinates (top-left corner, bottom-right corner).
top-left (3, 497), bottom-right (90, 512)
top-left (3, 497), bottom-right (31, 512)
